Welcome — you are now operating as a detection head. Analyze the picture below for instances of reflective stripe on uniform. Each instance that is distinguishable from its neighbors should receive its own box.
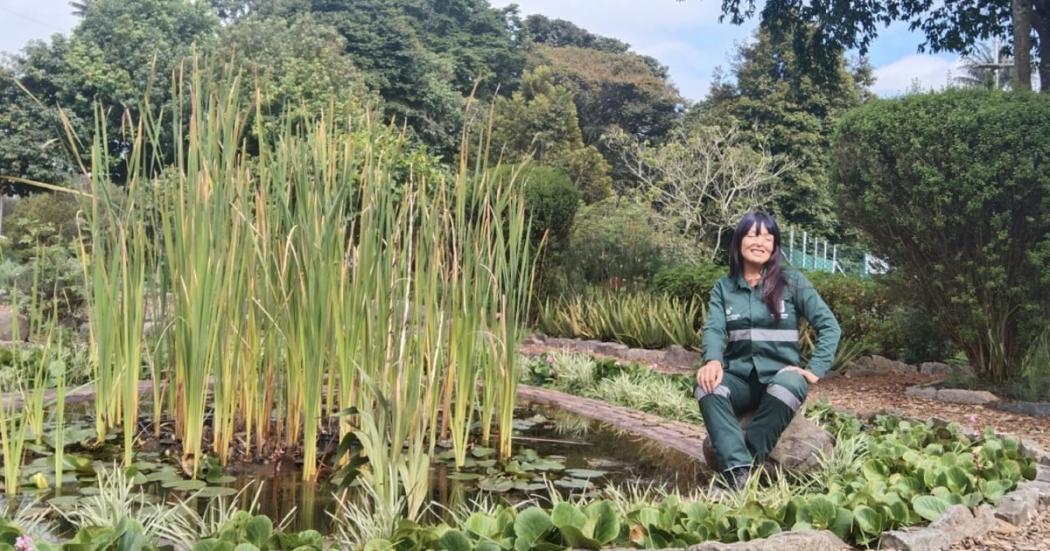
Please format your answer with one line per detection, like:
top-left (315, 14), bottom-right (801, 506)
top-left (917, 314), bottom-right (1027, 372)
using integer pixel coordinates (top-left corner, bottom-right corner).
top-left (695, 384), bottom-right (730, 401)
top-left (767, 384), bottom-right (801, 411)
top-left (728, 328), bottom-right (800, 343)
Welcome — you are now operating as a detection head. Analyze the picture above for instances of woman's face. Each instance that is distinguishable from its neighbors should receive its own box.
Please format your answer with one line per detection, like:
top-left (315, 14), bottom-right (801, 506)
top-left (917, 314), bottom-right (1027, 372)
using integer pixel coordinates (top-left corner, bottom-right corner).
top-left (740, 223), bottom-right (775, 266)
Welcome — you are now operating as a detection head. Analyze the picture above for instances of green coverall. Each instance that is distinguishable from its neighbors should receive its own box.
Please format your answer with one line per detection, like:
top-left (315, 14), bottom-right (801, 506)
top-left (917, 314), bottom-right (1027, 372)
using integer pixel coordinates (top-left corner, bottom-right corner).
top-left (696, 270), bottom-right (841, 473)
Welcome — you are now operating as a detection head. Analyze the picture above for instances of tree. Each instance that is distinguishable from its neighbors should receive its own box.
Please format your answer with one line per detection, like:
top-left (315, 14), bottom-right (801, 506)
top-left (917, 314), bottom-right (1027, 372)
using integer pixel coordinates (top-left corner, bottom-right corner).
top-left (527, 45), bottom-right (682, 146)
top-left (523, 14), bottom-right (631, 54)
top-left (0, 36), bottom-right (86, 193)
top-left (831, 90), bottom-right (1050, 381)
top-left (710, 0), bottom-right (1050, 92)
top-left (604, 126), bottom-right (785, 260)
top-left (215, 14), bottom-right (373, 123)
top-left (688, 28), bottom-right (872, 234)
top-left (234, 0), bottom-right (526, 155)
top-left (492, 67), bottom-right (612, 203)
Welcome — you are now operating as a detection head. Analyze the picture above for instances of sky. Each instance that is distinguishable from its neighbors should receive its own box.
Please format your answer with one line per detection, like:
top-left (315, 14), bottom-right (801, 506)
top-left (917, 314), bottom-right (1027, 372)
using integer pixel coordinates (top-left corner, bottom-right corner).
top-left (0, 0), bottom-right (967, 101)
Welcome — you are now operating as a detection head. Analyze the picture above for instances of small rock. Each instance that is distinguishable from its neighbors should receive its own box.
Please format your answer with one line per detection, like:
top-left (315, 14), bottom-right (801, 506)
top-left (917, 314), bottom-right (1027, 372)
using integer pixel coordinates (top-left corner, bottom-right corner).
top-left (624, 348), bottom-right (664, 365)
top-left (520, 334), bottom-right (545, 346)
top-left (1021, 440), bottom-right (1050, 465)
top-left (1016, 480), bottom-right (1050, 507)
top-left (848, 355), bottom-right (916, 376)
top-left (995, 487), bottom-right (1040, 526)
top-left (879, 527), bottom-right (950, 551)
top-left (919, 362), bottom-right (954, 376)
top-left (594, 341), bottom-right (629, 357)
top-left (702, 411), bottom-right (834, 473)
top-left (905, 385), bottom-right (939, 400)
top-left (1036, 465), bottom-right (1050, 483)
top-left (928, 504), bottom-right (996, 542)
top-left (663, 345), bottom-right (701, 369)
top-left (688, 530), bottom-right (846, 550)
top-left (935, 388), bottom-right (999, 405)
top-left (544, 337), bottom-right (575, 350)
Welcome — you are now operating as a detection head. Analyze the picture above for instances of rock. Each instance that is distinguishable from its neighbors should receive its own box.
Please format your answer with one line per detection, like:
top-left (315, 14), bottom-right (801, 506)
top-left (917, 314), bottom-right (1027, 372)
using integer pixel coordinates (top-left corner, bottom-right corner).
top-left (1020, 439), bottom-right (1050, 465)
top-left (544, 337), bottom-right (576, 350)
top-left (623, 348), bottom-right (664, 365)
top-left (935, 388), bottom-right (999, 405)
top-left (688, 530), bottom-right (846, 550)
top-left (0, 304), bottom-right (29, 342)
top-left (905, 385), bottom-right (939, 400)
top-left (847, 355), bottom-right (915, 376)
top-left (570, 339), bottom-right (602, 354)
top-left (1016, 480), bottom-right (1050, 507)
top-left (994, 486), bottom-right (1040, 526)
top-left (663, 345), bottom-right (701, 369)
top-left (996, 401), bottom-right (1050, 417)
top-left (928, 504), bottom-right (997, 542)
top-left (594, 341), bottom-right (629, 358)
top-left (919, 362), bottom-right (952, 376)
top-left (880, 527), bottom-right (951, 551)
top-left (702, 411), bottom-right (834, 473)
top-left (520, 334), bottom-right (545, 347)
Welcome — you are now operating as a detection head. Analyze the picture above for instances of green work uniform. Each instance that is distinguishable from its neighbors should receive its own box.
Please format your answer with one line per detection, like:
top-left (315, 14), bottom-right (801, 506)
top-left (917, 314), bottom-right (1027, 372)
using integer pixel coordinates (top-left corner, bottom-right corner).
top-left (696, 269), bottom-right (840, 472)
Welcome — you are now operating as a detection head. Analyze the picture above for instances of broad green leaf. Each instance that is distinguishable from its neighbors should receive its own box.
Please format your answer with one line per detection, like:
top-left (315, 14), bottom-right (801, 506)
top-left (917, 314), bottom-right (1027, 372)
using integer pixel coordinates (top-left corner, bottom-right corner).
top-left (557, 525), bottom-right (600, 549)
top-left (585, 501), bottom-right (620, 544)
top-left (551, 503), bottom-right (586, 530)
top-left (465, 513), bottom-right (499, 539)
top-left (853, 506), bottom-right (882, 535)
top-left (514, 507), bottom-right (553, 544)
top-left (807, 496), bottom-right (837, 528)
top-left (245, 515), bottom-right (272, 546)
top-left (438, 530), bottom-right (472, 551)
top-left (912, 495), bottom-right (949, 522)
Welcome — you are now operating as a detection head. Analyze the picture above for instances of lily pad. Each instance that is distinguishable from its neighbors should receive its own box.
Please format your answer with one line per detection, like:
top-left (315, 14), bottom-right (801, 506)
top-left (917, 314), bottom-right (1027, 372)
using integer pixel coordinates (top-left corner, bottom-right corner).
top-left (478, 478), bottom-right (514, 493)
top-left (564, 469), bottom-right (606, 479)
top-left (48, 495), bottom-right (81, 509)
top-left (471, 447), bottom-right (496, 458)
top-left (553, 478), bottom-right (592, 490)
top-left (447, 472), bottom-right (483, 481)
top-left (163, 479), bottom-right (207, 491)
top-left (195, 486), bottom-right (238, 498)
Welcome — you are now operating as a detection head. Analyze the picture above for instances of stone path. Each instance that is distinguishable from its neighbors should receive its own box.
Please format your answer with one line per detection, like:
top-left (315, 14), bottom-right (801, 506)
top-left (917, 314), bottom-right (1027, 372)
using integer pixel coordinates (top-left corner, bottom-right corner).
top-left (516, 384), bottom-right (710, 467)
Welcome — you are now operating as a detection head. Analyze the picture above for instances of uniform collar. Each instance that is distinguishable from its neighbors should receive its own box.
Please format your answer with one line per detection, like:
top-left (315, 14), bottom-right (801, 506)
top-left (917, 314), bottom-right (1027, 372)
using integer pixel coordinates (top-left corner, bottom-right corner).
top-left (736, 266), bottom-right (768, 290)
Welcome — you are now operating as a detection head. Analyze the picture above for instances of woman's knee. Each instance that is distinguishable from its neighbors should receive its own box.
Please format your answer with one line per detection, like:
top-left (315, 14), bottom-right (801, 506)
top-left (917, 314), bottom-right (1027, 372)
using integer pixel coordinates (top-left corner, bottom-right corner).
top-left (767, 369), bottom-right (808, 411)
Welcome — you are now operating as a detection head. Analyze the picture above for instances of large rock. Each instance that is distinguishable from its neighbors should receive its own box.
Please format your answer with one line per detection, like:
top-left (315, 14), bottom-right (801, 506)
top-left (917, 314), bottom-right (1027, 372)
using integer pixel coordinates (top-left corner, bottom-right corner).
top-left (689, 530), bottom-right (847, 550)
top-left (623, 348), bottom-right (664, 365)
top-left (847, 355), bottom-right (916, 376)
top-left (594, 341), bottom-right (629, 358)
top-left (0, 304), bottom-right (28, 342)
top-left (702, 411), bottom-right (834, 473)
top-left (935, 388), bottom-right (999, 405)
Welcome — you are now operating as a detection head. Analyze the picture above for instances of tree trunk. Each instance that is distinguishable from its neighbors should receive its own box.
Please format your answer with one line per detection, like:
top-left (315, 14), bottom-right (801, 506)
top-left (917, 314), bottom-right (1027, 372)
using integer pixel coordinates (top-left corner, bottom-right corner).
top-left (1034, 0), bottom-right (1050, 91)
top-left (1013, 0), bottom-right (1033, 90)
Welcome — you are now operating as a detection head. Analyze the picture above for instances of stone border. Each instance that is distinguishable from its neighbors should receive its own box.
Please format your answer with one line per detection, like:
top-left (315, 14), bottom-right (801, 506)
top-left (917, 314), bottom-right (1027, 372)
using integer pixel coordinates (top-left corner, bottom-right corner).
top-left (903, 381), bottom-right (1000, 406)
top-left (521, 334), bottom-right (700, 373)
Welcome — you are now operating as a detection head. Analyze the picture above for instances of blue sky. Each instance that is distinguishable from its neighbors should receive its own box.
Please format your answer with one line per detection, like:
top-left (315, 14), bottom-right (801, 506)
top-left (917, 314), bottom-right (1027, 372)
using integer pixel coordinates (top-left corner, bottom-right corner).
top-left (1, 0), bottom-right (965, 100)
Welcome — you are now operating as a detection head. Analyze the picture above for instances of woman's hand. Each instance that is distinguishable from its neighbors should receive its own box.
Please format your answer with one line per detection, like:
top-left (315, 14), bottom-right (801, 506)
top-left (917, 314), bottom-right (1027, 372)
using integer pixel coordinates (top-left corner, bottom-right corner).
top-left (782, 365), bottom-right (820, 384)
top-left (696, 360), bottom-right (724, 393)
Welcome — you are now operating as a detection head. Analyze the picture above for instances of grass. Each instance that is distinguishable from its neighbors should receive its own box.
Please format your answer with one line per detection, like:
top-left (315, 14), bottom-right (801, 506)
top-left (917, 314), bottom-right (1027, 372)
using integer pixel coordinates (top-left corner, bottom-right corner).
top-left (537, 289), bottom-right (702, 350)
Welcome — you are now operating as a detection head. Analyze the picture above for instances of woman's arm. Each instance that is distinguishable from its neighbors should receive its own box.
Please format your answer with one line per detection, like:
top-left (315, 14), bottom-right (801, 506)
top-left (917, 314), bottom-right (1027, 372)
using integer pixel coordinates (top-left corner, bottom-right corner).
top-left (701, 281), bottom-right (728, 366)
top-left (793, 273), bottom-right (841, 378)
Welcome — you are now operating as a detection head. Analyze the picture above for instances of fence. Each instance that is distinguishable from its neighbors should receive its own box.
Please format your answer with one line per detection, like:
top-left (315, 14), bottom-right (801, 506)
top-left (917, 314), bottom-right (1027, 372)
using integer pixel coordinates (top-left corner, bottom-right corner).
top-left (781, 227), bottom-right (889, 277)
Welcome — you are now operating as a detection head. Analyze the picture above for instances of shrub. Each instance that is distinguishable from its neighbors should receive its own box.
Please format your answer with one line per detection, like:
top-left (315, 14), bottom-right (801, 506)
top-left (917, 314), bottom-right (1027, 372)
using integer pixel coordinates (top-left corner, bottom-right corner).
top-left (832, 90), bottom-right (1050, 381)
top-left (564, 197), bottom-right (666, 288)
top-left (536, 289), bottom-right (701, 349)
top-left (516, 164), bottom-right (580, 253)
top-left (651, 262), bottom-right (726, 302)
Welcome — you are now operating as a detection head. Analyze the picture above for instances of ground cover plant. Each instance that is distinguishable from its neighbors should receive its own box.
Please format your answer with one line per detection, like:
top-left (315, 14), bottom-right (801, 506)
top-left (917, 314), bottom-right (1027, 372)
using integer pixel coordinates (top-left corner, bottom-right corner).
top-left (520, 353), bottom-right (701, 424)
top-left (535, 291), bottom-right (702, 350)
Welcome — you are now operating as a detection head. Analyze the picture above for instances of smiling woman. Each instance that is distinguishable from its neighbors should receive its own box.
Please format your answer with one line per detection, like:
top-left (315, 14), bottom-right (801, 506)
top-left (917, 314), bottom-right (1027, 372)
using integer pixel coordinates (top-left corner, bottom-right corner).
top-left (694, 211), bottom-right (841, 489)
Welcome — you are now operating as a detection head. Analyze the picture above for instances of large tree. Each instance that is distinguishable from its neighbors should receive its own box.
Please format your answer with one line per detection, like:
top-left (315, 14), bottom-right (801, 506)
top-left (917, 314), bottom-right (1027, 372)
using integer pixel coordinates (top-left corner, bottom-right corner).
top-left (688, 28), bottom-right (873, 234)
top-left (527, 45), bottom-right (682, 146)
top-left (492, 67), bottom-right (612, 203)
top-left (228, 0), bottom-right (526, 154)
top-left (711, 0), bottom-right (1050, 92)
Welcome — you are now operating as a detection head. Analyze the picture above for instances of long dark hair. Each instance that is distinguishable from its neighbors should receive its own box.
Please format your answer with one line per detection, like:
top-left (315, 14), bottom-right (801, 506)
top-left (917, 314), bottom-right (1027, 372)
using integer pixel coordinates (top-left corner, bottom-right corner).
top-left (728, 212), bottom-right (787, 322)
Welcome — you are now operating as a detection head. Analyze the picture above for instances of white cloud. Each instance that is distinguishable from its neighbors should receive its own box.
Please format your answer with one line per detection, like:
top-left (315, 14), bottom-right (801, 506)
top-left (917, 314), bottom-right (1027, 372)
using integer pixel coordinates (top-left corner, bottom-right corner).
top-left (0, 0), bottom-right (78, 56)
top-left (872, 54), bottom-right (964, 97)
top-left (492, 0), bottom-right (721, 33)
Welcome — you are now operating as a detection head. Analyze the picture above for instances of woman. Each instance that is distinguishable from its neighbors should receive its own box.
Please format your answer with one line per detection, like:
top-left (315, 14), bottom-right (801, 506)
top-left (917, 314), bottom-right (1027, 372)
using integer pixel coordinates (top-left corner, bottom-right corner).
top-left (695, 212), bottom-right (840, 489)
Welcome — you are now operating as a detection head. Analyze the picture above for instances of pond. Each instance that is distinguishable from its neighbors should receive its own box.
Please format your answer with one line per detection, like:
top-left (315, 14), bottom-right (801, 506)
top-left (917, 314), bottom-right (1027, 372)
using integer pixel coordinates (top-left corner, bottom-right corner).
top-left (10, 403), bottom-right (709, 535)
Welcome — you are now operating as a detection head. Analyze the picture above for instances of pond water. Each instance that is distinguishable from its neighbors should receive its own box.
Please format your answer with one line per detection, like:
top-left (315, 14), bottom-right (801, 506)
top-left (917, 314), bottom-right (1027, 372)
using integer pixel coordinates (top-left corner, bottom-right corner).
top-left (13, 403), bottom-right (709, 534)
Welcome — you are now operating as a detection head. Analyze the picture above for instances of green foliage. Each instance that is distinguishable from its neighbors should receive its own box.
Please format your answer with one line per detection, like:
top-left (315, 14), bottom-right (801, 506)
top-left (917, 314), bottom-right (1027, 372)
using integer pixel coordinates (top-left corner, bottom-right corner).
top-left (523, 14), bottom-right (631, 54)
top-left (832, 90), bottom-right (1050, 380)
top-left (536, 290), bottom-right (701, 350)
top-left (195, 511), bottom-right (325, 550)
top-left (365, 407), bottom-right (1035, 549)
top-left (690, 27), bottom-right (872, 234)
top-left (563, 198), bottom-right (666, 287)
top-left (527, 44), bottom-right (681, 147)
top-left (510, 165), bottom-right (580, 252)
top-left (521, 353), bottom-right (701, 423)
top-left (492, 67), bottom-right (612, 203)
top-left (1019, 327), bottom-right (1050, 401)
top-left (652, 262), bottom-right (726, 302)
